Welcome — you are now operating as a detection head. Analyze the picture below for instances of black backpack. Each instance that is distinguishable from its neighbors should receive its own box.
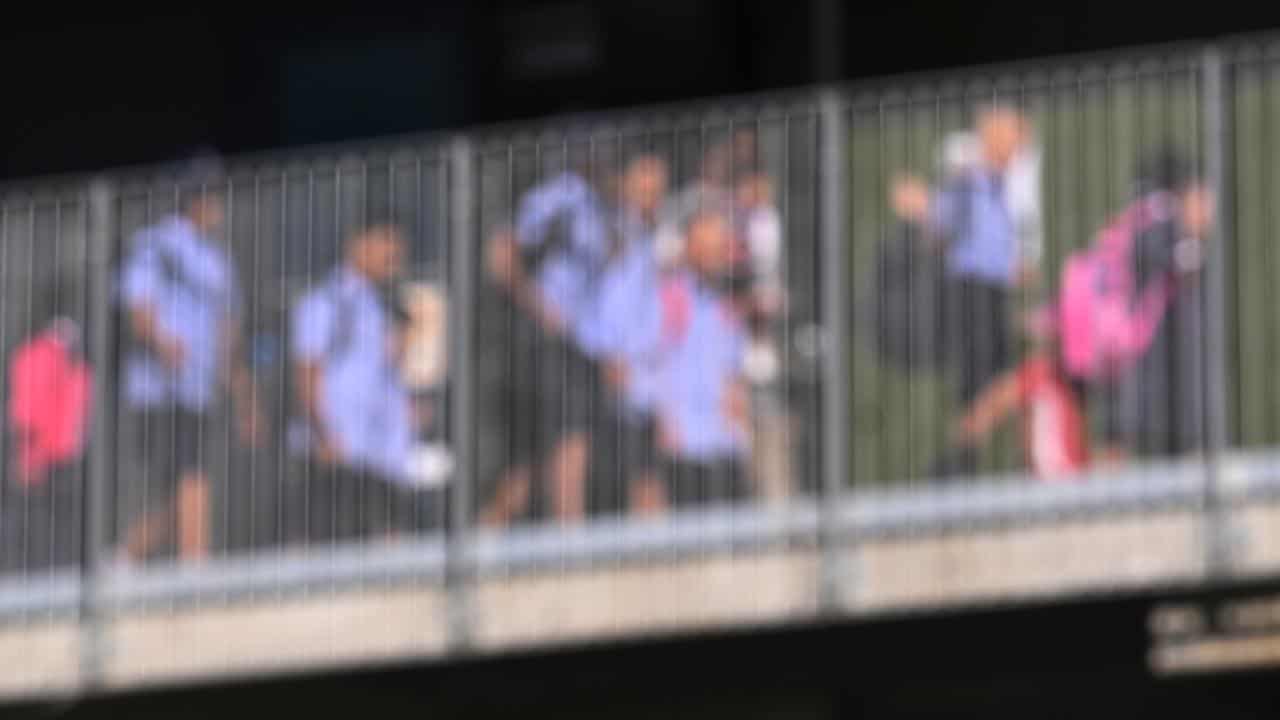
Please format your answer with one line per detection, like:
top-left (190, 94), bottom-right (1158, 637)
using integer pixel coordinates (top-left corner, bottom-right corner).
top-left (861, 174), bottom-right (979, 373)
top-left (861, 219), bottom-right (950, 373)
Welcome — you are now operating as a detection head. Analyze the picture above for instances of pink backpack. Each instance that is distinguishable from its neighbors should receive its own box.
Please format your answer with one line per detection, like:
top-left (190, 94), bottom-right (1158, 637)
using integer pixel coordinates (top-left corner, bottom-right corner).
top-left (9, 327), bottom-right (92, 486)
top-left (1058, 192), bottom-right (1179, 381)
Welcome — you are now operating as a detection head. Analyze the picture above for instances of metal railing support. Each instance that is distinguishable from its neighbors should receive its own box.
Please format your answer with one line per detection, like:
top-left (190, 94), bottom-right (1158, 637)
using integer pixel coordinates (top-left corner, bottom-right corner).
top-left (1200, 46), bottom-right (1238, 580)
top-left (445, 135), bottom-right (478, 651)
top-left (818, 88), bottom-right (853, 613)
top-left (80, 178), bottom-right (118, 690)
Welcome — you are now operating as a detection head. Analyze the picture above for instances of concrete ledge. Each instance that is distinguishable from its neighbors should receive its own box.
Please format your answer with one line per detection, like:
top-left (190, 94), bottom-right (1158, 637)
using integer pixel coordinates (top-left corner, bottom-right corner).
top-left (87, 511), bottom-right (1209, 691)
top-left (1226, 502), bottom-right (1280, 575)
top-left (101, 587), bottom-right (448, 690)
top-left (0, 621), bottom-right (80, 699)
top-left (0, 508), bottom-right (1238, 697)
top-left (470, 550), bottom-right (822, 651)
top-left (853, 511), bottom-right (1204, 611)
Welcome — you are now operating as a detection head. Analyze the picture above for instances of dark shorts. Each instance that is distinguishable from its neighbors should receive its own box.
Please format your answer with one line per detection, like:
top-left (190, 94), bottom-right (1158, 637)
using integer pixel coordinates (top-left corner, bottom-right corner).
top-left (589, 411), bottom-right (659, 515)
top-left (662, 457), bottom-right (749, 510)
top-left (132, 407), bottom-right (216, 503)
top-left (1107, 360), bottom-right (1205, 457)
top-left (946, 278), bottom-right (1012, 405)
top-left (285, 461), bottom-right (415, 545)
top-left (501, 304), bottom-right (602, 467)
top-left (604, 412), bottom-right (659, 477)
top-left (1064, 376), bottom-right (1125, 449)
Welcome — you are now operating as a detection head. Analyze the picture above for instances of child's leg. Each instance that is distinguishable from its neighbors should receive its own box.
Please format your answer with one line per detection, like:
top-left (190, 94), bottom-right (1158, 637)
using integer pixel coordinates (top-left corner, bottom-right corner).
top-left (628, 470), bottom-right (667, 518)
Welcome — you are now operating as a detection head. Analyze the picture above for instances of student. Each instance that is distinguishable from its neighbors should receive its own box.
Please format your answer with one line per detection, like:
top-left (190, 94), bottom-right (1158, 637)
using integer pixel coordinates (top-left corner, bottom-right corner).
top-left (590, 155), bottom-right (670, 516)
top-left (290, 223), bottom-right (415, 543)
top-left (732, 169), bottom-right (784, 324)
top-left (730, 167), bottom-right (794, 505)
top-left (655, 129), bottom-right (753, 270)
top-left (947, 320), bottom-right (1089, 480)
top-left (653, 211), bottom-right (752, 510)
top-left (117, 152), bottom-right (263, 564)
top-left (892, 107), bottom-right (1039, 480)
top-left (3, 275), bottom-right (92, 572)
top-left (481, 148), bottom-right (618, 528)
top-left (1107, 149), bottom-right (1215, 460)
top-left (396, 281), bottom-right (453, 525)
top-left (893, 106), bottom-right (1038, 408)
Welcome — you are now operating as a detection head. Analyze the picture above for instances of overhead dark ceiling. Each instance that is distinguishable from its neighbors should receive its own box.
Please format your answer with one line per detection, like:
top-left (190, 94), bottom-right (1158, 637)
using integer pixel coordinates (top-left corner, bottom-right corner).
top-left (0, 1), bottom-right (1277, 177)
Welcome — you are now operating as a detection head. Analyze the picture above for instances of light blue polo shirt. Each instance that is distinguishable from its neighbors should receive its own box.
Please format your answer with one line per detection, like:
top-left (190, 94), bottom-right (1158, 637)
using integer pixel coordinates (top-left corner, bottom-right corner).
top-left (292, 266), bottom-right (413, 484)
top-left (587, 218), bottom-right (664, 417)
top-left (120, 215), bottom-right (240, 412)
top-left (655, 271), bottom-right (749, 461)
top-left (933, 169), bottom-right (1018, 286)
top-left (515, 172), bottom-right (615, 354)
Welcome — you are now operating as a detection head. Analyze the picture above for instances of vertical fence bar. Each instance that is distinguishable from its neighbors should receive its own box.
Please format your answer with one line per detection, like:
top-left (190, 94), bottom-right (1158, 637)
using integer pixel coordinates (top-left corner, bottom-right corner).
top-left (818, 89), bottom-right (852, 613)
top-left (1201, 46), bottom-right (1236, 579)
top-left (80, 177), bottom-right (117, 689)
top-left (446, 136), bottom-right (477, 650)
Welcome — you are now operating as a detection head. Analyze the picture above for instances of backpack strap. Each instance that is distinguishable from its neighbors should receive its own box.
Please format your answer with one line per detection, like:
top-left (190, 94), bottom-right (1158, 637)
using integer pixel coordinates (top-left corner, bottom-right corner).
top-left (934, 173), bottom-right (976, 250)
top-left (519, 205), bottom-right (576, 274)
top-left (285, 275), bottom-right (366, 458)
top-left (322, 275), bottom-right (359, 367)
top-left (520, 193), bottom-right (617, 297)
top-left (155, 240), bottom-right (192, 295)
top-left (149, 234), bottom-right (217, 301)
top-left (317, 272), bottom-right (403, 374)
top-left (122, 236), bottom-right (199, 359)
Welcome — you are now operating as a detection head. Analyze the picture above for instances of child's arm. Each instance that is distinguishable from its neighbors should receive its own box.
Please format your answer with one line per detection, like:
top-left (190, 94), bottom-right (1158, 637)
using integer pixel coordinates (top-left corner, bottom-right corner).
top-left (723, 377), bottom-right (751, 439)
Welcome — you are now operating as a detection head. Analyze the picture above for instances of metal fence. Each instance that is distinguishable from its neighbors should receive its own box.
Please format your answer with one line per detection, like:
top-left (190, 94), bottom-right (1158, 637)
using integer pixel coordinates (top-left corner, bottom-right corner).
top-left (0, 34), bottom-right (1279, 700)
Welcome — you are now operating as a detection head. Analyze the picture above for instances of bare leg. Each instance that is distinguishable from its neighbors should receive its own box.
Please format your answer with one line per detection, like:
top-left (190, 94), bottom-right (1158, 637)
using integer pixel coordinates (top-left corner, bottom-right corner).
top-left (177, 470), bottom-right (210, 562)
top-left (122, 506), bottom-right (175, 562)
top-left (628, 470), bottom-right (667, 518)
top-left (1092, 445), bottom-right (1130, 469)
top-left (547, 431), bottom-right (589, 524)
top-left (752, 410), bottom-right (794, 506)
top-left (479, 465), bottom-right (532, 529)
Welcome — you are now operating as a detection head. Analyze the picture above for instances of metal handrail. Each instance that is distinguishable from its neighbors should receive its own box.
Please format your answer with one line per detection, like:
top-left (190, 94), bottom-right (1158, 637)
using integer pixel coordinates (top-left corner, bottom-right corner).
top-left (0, 449), bottom-right (1268, 624)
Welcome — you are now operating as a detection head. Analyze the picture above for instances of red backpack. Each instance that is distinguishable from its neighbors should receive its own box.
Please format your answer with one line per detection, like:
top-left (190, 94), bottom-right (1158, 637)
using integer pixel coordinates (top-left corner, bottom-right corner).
top-left (8, 326), bottom-right (92, 486)
top-left (1057, 192), bottom-right (1179, 381)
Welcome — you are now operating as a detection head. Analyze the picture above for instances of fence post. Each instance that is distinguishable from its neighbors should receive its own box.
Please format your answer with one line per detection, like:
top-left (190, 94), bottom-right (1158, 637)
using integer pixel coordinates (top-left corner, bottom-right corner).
top-left (445, 135), bottom-right (477, 651)
top-left (81, 177), bottom-right (117, 690)
top-left (818, 88), bottom-right (853, 613)
top-left (1200, 46), bottom-right (1236, 580)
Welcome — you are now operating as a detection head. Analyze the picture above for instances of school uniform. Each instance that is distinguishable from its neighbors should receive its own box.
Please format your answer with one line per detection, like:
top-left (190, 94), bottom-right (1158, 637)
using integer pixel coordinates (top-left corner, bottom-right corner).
top-left (933, 170), bottom-right (1019, 406)
top-left (119, 214), bottom-right (240, 532)
top-left (290, 266), bottom-right (415, 543)
top-left (494, 172), bottom-right (614, 517)
top-left (585, 217), bottom-right (664, 511)
top-left (654, 271), bottom-right (751, 508)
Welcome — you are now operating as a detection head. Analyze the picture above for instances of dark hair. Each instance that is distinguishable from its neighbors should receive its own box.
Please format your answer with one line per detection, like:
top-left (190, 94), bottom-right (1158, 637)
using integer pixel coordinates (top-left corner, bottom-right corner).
top-left (176, 149), bottom-right (226, 197)
top-left (1135, 146), bottom-right (1197, 195)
